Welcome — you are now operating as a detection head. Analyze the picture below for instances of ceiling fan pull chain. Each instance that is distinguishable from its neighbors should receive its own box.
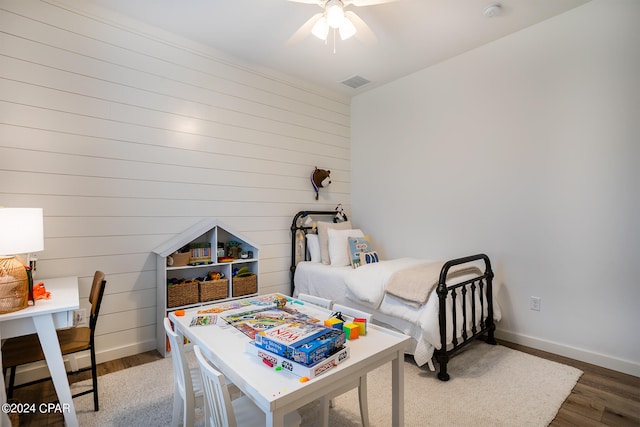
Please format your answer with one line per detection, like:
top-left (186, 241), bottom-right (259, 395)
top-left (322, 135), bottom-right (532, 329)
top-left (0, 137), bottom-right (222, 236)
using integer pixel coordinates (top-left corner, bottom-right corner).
top-left (333, 28), bottom-right (337, 54)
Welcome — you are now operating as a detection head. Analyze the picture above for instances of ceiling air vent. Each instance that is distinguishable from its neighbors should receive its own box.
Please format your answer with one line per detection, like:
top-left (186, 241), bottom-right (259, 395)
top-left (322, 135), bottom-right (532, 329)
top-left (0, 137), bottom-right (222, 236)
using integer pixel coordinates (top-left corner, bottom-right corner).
top-left (340, 75), bottom-right (371, 89)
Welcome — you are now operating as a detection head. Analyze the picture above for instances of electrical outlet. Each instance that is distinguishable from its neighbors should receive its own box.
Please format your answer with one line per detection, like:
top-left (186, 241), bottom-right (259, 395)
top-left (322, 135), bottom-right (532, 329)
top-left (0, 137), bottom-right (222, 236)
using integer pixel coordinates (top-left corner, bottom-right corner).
top-left (73, 308), bottom-right (87, 327)
top-left (530, 296), bottom-right (541, 311)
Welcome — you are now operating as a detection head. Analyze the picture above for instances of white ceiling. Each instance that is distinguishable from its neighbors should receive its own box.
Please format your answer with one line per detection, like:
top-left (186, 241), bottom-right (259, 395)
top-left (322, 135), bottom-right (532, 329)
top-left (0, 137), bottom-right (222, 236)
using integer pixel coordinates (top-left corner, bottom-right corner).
top-left (77, 0), bottom-right (590, 96)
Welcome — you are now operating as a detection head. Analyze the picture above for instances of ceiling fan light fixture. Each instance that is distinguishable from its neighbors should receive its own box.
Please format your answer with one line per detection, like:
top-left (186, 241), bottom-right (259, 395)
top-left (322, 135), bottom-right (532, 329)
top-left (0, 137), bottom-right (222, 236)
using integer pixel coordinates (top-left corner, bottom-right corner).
top-left (483, 3), bottom-right (502, 17)
top-left (326, 0), bottom-right (346, 28)
top-left (339, 18), bottom-right (357, 40)
top-left (288, 0), bottom-right (381, 51)
top-left (311, 16), bottom-right (329, 40)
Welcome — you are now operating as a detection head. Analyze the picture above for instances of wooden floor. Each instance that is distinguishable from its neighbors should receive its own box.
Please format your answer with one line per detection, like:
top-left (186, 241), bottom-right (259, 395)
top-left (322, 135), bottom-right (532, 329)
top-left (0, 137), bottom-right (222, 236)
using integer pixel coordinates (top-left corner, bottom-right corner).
top-left (6, 342), bottom-right (639, 426)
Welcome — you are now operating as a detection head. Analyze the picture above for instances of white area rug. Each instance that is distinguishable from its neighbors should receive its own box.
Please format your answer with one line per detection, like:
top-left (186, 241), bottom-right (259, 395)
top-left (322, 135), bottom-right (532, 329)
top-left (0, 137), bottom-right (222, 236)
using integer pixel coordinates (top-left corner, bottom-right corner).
top-left (73, 342), bottom-right (582, 427)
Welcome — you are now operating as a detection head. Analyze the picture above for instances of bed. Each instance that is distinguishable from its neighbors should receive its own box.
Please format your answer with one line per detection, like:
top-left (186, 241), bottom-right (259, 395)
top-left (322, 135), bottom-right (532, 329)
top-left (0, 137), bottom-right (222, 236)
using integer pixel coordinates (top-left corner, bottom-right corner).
top-left (289, 210), bottom-right (500, 381)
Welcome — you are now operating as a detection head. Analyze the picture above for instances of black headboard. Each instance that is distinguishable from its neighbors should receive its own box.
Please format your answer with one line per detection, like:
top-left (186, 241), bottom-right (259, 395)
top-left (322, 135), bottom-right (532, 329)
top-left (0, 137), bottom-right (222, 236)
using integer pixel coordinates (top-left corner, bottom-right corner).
top-left (289, 210), bottom-right (348, 295)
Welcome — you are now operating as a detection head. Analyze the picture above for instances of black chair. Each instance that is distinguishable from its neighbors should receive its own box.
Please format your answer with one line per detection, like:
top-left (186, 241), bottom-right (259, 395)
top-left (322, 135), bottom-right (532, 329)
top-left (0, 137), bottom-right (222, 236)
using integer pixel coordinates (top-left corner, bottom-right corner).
top-left (2, 271), bottom-right (106, 411)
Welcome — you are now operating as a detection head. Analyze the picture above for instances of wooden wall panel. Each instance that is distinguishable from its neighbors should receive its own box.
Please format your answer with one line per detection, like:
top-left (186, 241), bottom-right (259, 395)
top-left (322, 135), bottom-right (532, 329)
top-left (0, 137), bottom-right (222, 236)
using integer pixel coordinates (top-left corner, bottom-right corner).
top-left (0, 0), bottom-right (351, 364)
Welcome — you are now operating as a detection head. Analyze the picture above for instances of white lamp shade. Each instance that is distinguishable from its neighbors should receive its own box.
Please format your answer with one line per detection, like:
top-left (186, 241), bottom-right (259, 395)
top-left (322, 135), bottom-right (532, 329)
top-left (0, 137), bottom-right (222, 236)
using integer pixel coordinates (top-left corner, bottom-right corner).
top-left (326, 1), bottom-right (345, 28)
top-left (339, 18), bottom-right (357, 40)
top-left (0, 208), bottom-right (44, 255)
top-left (312, 16), bottom-right (329, 40)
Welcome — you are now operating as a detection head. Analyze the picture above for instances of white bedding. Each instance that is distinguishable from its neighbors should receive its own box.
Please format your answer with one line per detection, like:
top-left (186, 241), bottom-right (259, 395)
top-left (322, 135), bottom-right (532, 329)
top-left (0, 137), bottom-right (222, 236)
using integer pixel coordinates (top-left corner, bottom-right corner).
top-left (294, 259), bottom-right (501, 367)
top-left (344, 258), bottom-right (429, 307)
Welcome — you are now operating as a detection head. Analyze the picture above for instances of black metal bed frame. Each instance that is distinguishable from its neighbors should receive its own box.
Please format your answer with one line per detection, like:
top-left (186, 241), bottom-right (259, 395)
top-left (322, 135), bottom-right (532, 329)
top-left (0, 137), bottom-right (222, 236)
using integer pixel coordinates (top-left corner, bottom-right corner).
top-left (434, 254), bottom-right (497, 380)
top-left (290, 210), bottom-right (497, 381)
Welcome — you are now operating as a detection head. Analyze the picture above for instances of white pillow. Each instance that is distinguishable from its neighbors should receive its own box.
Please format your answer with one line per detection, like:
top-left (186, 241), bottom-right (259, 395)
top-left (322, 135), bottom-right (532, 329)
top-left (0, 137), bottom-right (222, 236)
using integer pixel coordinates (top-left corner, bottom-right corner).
top-left (305, 234), bottom-right (321, 263)
top-left (317, 220), bottom-right (353, 265)
top-left (328, 228), bottom-right (364, 267)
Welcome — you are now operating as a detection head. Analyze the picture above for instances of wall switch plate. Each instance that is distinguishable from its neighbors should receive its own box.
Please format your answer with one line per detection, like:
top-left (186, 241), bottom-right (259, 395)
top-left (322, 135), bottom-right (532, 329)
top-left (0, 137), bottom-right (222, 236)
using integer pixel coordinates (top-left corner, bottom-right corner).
top-left (530, 296), bottom-right (541, 311)
top-left (73, 308), bottom-right (87, 327)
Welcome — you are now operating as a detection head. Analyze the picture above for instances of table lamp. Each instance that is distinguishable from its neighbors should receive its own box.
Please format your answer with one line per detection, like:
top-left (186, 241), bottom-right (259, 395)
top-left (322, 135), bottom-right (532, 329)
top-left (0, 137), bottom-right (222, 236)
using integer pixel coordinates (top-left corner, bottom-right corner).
top-left (0, 208), bottom-right (44, 314)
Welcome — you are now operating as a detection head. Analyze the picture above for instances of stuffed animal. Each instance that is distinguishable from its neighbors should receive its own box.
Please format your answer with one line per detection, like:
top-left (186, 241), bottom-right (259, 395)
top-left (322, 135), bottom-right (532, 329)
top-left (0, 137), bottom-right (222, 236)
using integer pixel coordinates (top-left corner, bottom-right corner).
top-left (311, 167), bottom-right (331, 200)
top-left (334, 204), bottom-right (348, 223)
top-left (32, 282), bottom-right (51, 300)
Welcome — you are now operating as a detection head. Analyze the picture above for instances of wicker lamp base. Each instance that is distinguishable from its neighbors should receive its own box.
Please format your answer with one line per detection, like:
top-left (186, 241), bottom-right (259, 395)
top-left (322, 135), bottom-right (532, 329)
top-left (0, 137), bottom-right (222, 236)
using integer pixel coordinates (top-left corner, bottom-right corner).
top-left (0, 256), bottom-right (29, 314)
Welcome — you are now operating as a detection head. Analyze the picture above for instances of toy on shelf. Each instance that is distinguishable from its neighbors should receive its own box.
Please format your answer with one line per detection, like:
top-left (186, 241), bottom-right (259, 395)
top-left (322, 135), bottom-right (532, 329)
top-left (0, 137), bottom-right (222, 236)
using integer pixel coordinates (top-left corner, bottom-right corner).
top-left (227, 240), bottom-right (241, 258)
top-left (233, 266), bottom-right (254, 278)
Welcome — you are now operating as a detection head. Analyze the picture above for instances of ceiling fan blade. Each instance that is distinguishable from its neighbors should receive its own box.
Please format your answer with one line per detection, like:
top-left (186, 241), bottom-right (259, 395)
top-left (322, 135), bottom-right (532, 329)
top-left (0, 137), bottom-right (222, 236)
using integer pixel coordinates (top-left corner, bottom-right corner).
top-left (344, 0), bottom-right (399, 7)
top-left (286, 13), bottom-right (323, 46)
top-left (345, 11), bottom-right (377, 45)
top-left (287, 0), bottom-right (323, 5)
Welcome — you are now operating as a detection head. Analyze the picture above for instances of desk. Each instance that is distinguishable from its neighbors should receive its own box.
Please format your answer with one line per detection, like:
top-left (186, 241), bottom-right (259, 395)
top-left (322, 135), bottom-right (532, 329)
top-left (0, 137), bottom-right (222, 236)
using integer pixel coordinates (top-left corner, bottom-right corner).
top-left (0, 276), bottom-right (80, 427)
top-left (169, 295), bottom-right (410, 427)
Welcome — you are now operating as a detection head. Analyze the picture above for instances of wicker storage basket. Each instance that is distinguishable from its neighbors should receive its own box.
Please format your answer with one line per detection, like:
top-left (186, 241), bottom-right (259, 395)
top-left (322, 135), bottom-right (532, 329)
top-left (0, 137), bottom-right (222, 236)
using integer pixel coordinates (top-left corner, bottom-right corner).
top-left (199, 278), bottom-right (228, 302)
top-left (0, 258), bottom-right (29, 314)
top-left (171, 252), bottom-right (190, 267)
top-left (167, 279), bottom-right (199, 308)
top-left (232, 274), bottom-right (257, 297)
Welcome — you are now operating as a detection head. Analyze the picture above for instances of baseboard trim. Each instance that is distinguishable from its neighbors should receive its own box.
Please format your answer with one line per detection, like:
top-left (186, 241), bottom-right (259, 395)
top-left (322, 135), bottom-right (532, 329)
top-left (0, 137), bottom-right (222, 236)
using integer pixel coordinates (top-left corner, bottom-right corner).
top-left (8, 339), bottom-right (158, 387)
top-left (495, 328), bottom-right (640, 377)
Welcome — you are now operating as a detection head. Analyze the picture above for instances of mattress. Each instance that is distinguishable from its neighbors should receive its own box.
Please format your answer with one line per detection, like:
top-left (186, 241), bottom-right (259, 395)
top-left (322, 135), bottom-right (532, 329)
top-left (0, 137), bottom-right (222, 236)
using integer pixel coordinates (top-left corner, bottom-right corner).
top-left (293, 260), bottom-right (501, 367)
top-left (293, 262), bottom-right (432, 365)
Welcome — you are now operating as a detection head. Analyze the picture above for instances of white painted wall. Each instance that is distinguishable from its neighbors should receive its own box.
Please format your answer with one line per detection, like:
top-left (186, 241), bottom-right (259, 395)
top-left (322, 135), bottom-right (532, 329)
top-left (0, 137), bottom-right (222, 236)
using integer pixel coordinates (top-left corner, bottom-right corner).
top-left (0, 0), bottom-right (350, 368)
top-left (351, 0), bottom-right (639, 375)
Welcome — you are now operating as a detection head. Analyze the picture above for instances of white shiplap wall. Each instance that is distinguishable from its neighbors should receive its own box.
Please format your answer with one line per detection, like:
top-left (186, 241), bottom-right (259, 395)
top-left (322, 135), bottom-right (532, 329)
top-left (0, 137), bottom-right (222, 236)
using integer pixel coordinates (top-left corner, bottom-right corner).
top-left (0, 0), bottom-right (351, 368)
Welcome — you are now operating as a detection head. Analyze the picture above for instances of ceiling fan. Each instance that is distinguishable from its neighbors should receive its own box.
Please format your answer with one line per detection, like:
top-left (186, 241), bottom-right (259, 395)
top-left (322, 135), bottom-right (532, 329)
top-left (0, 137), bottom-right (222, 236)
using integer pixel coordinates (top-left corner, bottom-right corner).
top-left (287, 0), bottom-right (398, 50)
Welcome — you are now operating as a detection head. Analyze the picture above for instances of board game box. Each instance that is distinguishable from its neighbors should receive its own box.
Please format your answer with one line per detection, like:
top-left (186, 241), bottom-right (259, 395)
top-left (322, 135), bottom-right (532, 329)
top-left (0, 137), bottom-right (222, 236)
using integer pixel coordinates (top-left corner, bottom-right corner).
top-left (221, 304), bottom-right (322, 340)
top-left (221, 307), bottom-right (292, 339)
top-left (254, 321), bottom-right (346, 366)
top-left (245, 341), bottom-right (350, 379)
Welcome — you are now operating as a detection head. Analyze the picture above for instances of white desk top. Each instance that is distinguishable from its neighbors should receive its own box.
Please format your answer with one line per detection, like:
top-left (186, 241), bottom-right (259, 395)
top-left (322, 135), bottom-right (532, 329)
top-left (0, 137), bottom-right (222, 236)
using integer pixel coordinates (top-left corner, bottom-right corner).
top-left (0, 276), bottom-right (79, 321)
top-left (170, 295), bottom-right (410, 416)
top-left (0, 276), bottom-right (80, 427)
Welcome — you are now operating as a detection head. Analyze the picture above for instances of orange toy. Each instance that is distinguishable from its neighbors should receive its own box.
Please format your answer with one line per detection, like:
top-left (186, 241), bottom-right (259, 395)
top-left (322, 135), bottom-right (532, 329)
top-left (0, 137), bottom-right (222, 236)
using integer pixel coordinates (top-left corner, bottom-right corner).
top-left (33, 282), bottom-right (51, 300)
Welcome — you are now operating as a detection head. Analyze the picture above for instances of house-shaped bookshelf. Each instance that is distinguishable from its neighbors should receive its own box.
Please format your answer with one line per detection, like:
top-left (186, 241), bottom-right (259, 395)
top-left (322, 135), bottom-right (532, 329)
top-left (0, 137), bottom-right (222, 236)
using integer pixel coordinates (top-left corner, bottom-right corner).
top-left (153, 218), bottom-right (259, 356)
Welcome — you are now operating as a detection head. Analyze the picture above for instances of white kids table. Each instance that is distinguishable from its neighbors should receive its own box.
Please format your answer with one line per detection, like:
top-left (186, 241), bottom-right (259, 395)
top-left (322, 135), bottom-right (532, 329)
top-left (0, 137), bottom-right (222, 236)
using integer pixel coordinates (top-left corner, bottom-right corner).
top-left (169, 294), bottom-right (410, 427)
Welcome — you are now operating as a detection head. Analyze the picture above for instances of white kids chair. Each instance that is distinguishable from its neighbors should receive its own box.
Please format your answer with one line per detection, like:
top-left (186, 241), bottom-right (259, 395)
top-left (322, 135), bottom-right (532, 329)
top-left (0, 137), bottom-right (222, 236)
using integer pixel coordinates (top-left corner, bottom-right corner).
top-left (193, 345), bottom-right (302, 427)
top-left (164, 318), bottom-right (205, 427)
